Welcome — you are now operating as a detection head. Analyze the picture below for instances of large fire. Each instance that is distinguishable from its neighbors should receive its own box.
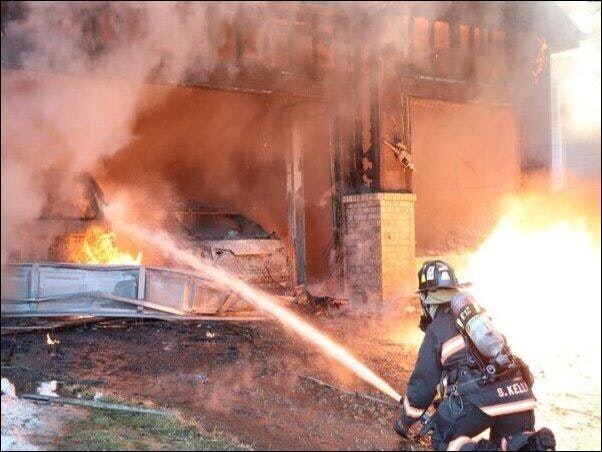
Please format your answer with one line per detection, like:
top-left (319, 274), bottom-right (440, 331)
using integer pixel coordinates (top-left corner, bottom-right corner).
top-left (465, 190), bottom-right (601, 449)
top-left (67, 225), bottom-right (142, 265)
top-left (466, 191), bottom-right (600, 366)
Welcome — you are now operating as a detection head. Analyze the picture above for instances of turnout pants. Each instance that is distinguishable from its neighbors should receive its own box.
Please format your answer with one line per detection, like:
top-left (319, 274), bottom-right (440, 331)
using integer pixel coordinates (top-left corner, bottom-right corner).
top-left (431, 395), bottom-right (535, 451)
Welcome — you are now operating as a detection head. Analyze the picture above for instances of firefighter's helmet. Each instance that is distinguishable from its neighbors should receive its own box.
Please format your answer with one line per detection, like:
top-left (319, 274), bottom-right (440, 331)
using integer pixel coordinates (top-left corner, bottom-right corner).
top-left (417, 260), bottom-right (461, 293)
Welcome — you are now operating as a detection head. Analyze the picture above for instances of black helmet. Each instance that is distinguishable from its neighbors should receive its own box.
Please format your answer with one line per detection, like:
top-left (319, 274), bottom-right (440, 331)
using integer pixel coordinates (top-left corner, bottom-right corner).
top-left (417, 260), bottom-right (461, 293)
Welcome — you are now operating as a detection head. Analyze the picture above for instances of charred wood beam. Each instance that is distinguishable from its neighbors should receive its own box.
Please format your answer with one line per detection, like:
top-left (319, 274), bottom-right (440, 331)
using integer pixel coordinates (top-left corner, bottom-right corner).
top-left (328, 106), bottom-right (344, 285)
top-left (368, 43), bottom-right (381, 191)
top-left (350, 31), bottom-right (381, 193)
top-left (285, 107), bottom-right (307, 287)
top-left (351, 38), bottom-right (364, 191)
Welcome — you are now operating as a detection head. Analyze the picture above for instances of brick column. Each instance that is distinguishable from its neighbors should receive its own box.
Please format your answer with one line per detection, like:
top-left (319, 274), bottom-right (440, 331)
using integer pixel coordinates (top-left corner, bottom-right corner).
top-left (343, 193), bottom-right (416, 302)
top-left (342, 194), bottom-right (382, 302)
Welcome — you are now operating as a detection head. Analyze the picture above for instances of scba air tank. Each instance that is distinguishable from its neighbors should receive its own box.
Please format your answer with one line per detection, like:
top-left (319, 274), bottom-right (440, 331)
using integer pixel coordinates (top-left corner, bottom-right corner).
top-left (451, 291), bottom-right (507, 364)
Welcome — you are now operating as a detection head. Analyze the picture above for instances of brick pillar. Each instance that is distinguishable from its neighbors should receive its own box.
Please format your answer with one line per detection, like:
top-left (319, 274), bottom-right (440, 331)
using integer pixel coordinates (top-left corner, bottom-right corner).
top-left (343, 193), bottom-right (416, 302)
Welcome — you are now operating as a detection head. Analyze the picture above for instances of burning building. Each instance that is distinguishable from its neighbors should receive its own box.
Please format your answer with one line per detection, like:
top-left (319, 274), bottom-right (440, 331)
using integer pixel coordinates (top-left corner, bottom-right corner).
top-left (0, 2), bottom-right (581, 302)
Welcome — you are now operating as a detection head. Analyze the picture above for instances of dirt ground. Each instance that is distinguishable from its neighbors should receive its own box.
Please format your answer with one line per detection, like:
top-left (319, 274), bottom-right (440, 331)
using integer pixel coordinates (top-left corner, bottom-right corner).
top-left (2, 308), bottom-right (600, 450)
top-left (1, 309), bottom-right (425, 451)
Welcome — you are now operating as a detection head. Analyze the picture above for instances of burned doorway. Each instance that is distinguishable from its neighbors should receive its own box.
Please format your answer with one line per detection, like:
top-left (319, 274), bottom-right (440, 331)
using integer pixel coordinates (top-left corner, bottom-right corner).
top-left (100, 85), bottom-right (290, 286)
top-left (102, 84), bottom-right (335, 289)
top-left (409, 98), bottom-right (520, 254)
top-left (293, 102), bottom-right (336, 290)
top-left (104, 85), bottom-right (286, 236)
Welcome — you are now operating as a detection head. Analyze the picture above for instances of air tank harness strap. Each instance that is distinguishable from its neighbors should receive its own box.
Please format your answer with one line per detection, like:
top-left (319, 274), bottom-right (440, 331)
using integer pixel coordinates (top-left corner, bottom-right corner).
top-left (445, 366), bottom-right (517, 401)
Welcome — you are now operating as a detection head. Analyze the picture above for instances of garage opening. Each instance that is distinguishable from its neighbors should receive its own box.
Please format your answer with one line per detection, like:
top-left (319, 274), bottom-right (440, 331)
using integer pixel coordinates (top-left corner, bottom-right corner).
top-left (98, 85), bottom-right (336, 288)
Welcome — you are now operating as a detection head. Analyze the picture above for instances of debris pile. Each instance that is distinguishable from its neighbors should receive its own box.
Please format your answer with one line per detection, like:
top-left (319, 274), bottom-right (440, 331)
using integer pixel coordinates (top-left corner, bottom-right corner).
top-left (292, 289), bottom-right (348, 315)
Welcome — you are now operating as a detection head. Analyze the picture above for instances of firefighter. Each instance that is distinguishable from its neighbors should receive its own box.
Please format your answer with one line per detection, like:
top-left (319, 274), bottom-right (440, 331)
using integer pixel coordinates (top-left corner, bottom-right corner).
top-left (394, 260), bottom-right (556, 451)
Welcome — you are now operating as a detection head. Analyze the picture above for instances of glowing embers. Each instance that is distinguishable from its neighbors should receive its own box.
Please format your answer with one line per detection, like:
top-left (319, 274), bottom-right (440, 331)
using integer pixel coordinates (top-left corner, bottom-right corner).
top-left (67, 225), bottom-right (142, 265)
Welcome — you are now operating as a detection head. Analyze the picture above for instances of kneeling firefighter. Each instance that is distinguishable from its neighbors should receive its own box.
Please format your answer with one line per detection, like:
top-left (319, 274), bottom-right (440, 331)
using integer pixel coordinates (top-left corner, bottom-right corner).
top-left (394, 260), bottom-right (556, 451)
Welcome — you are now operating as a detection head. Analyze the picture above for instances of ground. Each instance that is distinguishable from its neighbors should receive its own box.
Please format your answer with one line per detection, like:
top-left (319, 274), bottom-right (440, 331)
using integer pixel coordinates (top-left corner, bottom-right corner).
top-left (57, 401), bottom-right (249, 451)
top-left (1, 307), bottom-right (600, 450)
top-left (1, 308), bottom-right (426, 451)
top-left (1, 391), bottom-right (248, 451)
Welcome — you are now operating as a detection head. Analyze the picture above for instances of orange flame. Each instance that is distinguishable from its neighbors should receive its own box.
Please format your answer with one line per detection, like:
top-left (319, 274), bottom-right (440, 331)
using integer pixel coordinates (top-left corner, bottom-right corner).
top-left (465, 191), bottom-right (600, 449)
top-left (67, 225), bottom-right (142, 265)
top-left (46, 333), bottom-right (60, 346)
top-left (466, 191), bottom-right (600, 362)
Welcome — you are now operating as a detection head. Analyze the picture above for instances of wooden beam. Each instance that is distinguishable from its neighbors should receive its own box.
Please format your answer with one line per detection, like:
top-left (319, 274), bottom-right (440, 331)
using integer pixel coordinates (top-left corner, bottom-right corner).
top-left (368, 43), bottom-right (381, 191)
top-left (286, 108), bottom-right (307, 287)
top-left (0, 317), bottom-right (106, 335)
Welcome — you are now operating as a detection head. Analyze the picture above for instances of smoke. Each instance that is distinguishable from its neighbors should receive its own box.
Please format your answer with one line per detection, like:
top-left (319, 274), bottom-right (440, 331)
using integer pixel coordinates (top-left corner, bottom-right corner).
top-left (552, 2), bottom-right (601, 186)
top-left (1, 1), bottom-right (336, 265)
top-left (3, 1), bottom-right (594, 294)
top-left (1, 1), bottom-right (216, 263)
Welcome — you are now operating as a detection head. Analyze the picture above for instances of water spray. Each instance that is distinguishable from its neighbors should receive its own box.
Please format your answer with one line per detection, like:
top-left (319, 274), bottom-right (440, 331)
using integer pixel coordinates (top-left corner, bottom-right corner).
top-left (104, 200), bottom-right (402, 402)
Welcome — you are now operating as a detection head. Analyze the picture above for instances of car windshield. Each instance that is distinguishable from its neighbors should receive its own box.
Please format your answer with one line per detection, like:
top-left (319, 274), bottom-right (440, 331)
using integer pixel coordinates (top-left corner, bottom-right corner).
top-left (175, 211), bottom-right (272, 240)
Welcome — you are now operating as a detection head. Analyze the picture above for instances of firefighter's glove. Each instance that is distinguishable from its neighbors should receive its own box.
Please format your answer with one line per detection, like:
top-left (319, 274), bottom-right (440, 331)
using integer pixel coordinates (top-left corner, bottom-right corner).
top-left (393, 397), bottom-right (415, 439)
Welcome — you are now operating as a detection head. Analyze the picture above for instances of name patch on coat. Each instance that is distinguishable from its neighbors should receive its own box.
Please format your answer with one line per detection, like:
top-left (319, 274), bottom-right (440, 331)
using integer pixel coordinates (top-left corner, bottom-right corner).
top-left (496, 381), bottom-right (529, 398)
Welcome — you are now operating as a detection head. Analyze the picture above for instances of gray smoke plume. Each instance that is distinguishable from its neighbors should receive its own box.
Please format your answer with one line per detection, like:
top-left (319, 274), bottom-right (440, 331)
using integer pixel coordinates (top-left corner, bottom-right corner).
top-left (1, 1), bottom-right (218, 263)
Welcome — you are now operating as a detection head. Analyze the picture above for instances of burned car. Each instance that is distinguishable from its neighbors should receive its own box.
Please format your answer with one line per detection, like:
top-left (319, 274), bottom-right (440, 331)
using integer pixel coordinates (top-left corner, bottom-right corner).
top-left (9, 171), bottom-right (293, 300)
top-left (44, 206), bottom-right (293, 295)
top-left (174, 207), bottom-right (293, 294)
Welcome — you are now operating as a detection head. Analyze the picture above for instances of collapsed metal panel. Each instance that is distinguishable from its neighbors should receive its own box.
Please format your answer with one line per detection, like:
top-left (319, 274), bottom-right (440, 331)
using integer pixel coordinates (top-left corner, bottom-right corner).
top-left (37, 265), bottom-right (138, 298)
top-left (1, 263), bottom-right (265, 319)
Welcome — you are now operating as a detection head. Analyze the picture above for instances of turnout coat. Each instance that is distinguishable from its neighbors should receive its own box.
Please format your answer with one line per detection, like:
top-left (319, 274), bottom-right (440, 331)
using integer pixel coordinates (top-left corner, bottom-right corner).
top-left (402, 310), bottom-right (536, 420)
